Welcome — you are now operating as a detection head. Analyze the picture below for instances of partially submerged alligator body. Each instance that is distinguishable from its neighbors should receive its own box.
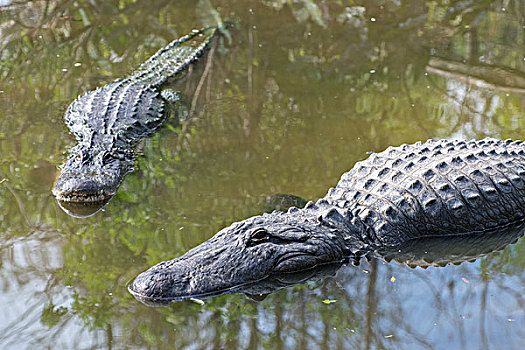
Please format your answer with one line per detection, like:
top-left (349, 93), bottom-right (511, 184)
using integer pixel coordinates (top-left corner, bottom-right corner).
top-left (129, 138), bottom-right (525, 304)
top-left (135, 220), bottom-right (525, 306)
top-left (53, 26), bottom-right (218, 217)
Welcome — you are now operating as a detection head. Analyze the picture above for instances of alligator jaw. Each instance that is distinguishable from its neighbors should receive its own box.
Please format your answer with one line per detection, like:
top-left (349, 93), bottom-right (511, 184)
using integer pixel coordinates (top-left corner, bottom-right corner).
top-left (128, 269), bottom-right (270, 307)
top-left (52, 175), bottom-right (119, 202)
top-left (53, 189), bottom-right (114, 203)
top-left (128, 260), bottom-right (346, 307)
top-left (52, 180), bottom-right (117, 218)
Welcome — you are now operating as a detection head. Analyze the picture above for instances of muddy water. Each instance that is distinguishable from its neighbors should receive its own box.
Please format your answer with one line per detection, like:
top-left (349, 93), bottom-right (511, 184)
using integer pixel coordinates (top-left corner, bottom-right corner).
top-left (0, 0), bottom-right (524, 348)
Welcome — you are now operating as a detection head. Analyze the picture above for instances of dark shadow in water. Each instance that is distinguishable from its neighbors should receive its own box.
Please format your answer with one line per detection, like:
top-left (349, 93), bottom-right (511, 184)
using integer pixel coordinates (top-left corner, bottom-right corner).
top-left (131, 220), bottom-right (525, 307)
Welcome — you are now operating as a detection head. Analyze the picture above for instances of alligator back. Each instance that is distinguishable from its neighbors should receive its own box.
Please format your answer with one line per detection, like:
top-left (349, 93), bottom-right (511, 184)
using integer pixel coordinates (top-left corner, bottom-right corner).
top-left (63, 27), bottom-right (218, 150)
top-left (329, 138), bottom-right (525, 247)
top-left (65, 80), bottom-right (164, 148)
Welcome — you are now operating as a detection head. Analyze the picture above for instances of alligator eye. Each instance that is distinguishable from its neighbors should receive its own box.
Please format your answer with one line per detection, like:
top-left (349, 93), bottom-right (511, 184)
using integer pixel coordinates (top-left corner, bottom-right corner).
top-left (102, 152), bottom-right (113, 161)
top-left (251, 229), bottom-right (269, 241)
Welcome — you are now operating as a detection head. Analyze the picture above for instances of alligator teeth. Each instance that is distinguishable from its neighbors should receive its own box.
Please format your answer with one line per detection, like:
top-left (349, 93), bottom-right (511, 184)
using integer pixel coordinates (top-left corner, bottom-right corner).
top-left (56, 191), bottom-right (112, 203)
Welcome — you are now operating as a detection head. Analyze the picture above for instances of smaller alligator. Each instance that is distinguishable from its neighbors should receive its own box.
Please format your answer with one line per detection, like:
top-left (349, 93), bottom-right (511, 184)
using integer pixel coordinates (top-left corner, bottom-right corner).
top-left (53, 26), bottom-right (219, 217)
top-left (129, 138), bottom-right (525, 304)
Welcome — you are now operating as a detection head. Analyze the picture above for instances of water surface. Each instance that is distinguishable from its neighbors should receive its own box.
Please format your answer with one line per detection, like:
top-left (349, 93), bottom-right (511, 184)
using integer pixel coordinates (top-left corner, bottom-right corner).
top-left (0, 0), bottom-right (524, 348)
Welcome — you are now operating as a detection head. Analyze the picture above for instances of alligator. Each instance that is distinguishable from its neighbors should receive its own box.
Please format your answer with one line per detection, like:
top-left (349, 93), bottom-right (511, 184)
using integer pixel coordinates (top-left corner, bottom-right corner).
top-left (52, 26), bottom-right (219, 217)
top-left (129, 138), bottom-right (525, 304)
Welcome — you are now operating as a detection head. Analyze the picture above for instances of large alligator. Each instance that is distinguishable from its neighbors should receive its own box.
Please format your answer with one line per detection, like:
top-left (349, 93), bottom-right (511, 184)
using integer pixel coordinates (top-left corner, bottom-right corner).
top-left (52, 26), bottom-right (219, 217)
top-left (129, 138), bottom-right (525, 304)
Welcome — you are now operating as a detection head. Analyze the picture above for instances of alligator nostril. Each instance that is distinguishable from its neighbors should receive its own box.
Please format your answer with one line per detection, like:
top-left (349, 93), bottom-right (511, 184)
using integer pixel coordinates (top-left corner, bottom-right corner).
top-left (72, 180), bottom-right (100, 193)
top-left (56, 178), bottom-right (101, 194)
top-left (342, 247), bottom-right (351, 256)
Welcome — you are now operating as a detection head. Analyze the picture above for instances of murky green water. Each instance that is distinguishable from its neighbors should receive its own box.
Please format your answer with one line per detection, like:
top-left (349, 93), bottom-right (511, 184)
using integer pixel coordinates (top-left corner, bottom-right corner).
top-left (1, 0), bottom-right (524, 348)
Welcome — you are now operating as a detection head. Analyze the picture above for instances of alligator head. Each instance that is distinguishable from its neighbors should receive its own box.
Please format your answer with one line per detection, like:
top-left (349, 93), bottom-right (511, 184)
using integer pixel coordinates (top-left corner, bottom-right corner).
top-left (53, 146), bottom-right (133, 217)
top-left (129, 206), bottom-right (351, 304)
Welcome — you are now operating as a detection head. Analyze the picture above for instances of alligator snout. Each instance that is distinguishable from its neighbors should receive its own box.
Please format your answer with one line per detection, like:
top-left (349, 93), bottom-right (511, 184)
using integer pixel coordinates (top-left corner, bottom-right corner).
top-left (128, 259), bottom-right (208, 305)
top-left (53, 176), bottom-right (116, 217)
top-left (53, 177), bottom-right (113, 202)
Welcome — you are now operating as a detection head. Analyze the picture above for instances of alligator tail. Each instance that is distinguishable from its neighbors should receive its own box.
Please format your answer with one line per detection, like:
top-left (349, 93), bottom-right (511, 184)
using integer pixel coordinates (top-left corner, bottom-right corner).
top-left (127, 26), bottom-right (219, 86)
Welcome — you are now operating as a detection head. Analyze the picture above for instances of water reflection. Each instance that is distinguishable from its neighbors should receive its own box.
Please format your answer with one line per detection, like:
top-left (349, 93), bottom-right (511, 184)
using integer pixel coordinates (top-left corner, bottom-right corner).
top-left (375, 221), bottom-right (525, 268)
top-left (427, 57), bottom-right (525, 95)
top-left (55, 197), bottom-right (111, 218)
top-left (0, 0), bottom-right (524, 348)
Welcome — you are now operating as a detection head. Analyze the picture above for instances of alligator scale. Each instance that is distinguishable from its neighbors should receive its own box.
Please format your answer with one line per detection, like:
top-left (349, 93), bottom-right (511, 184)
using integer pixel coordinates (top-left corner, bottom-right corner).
top-left (129, 138), bottom-right (525, 304)
top-left (53, 26), bottom-right (218, 217)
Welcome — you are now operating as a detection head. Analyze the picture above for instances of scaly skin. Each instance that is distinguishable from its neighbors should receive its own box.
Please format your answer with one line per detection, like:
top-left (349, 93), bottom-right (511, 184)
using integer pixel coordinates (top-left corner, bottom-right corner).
top-left (129, 138), bottom-right (525, 303)
top-left (53, 27), bottom-right (218, 216)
